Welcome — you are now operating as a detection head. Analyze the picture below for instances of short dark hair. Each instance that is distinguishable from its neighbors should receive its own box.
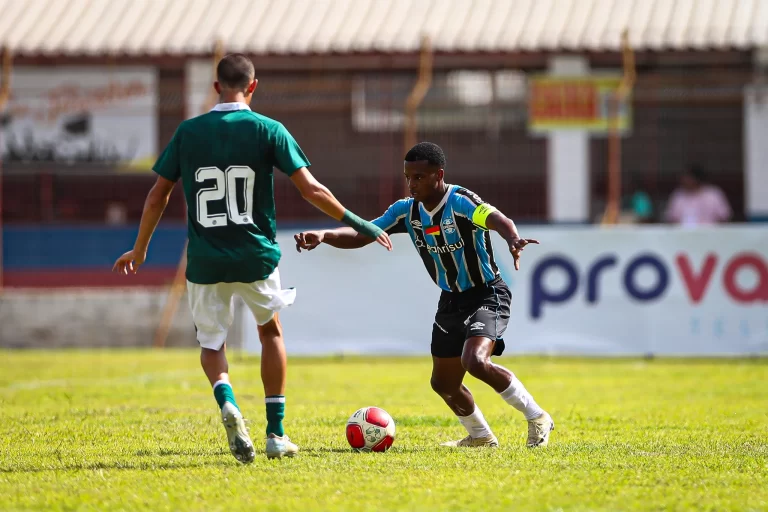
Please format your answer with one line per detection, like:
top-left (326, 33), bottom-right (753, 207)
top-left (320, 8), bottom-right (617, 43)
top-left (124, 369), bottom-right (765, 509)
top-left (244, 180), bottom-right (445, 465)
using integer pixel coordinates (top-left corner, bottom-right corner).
top-left (687, 164), bottom-right (707, 182)
top-left (216, 53), bottom-right (255, 90)
top-left (405, 142), bottom-right (446, 168)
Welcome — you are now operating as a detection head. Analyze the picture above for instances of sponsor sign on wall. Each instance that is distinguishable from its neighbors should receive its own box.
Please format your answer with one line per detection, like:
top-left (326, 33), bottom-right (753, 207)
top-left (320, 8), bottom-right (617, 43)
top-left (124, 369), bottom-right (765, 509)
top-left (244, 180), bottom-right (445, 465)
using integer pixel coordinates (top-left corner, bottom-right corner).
top-left (528, 75), bottom-right (631, 134)
top-left (0, 67), bottom-right (156, 168)
top-left (236, 226), bottom-right (768, 356)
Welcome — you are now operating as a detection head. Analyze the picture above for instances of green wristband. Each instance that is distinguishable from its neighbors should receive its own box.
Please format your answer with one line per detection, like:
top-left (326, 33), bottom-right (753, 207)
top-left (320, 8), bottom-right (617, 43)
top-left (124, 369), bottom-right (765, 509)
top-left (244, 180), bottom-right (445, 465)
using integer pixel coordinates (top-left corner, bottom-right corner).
top-left (341, 210), bottom-right (384, 239)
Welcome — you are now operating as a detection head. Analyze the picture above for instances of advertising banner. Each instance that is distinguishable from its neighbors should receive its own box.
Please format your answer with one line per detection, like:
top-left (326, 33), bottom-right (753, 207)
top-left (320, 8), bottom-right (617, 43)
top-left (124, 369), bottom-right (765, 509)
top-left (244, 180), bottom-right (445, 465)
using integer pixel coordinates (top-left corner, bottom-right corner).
top-left (0, 67), bottom-right (157, 168)
top-left (239, 226), bottom-right (768, 356)
top-left (528, 75), bottom-right (631, 134)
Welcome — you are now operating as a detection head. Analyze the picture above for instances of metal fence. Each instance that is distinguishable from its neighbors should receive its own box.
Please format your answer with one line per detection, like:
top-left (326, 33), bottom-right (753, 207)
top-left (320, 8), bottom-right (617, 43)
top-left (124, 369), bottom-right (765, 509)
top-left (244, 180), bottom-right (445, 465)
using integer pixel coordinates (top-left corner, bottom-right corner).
top-left (0, 66), bottom-right (750, 227)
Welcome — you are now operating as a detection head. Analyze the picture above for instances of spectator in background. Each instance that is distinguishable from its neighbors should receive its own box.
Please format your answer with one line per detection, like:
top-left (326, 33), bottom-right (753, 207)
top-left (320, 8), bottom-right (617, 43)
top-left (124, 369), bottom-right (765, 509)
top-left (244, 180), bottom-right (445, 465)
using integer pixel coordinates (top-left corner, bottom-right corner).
top-left (620, 178), bottom-right (654, 224)
top-left (665, 165), bottom-right (732, 226)
top-left (629, 190), bottom-right (654, 223)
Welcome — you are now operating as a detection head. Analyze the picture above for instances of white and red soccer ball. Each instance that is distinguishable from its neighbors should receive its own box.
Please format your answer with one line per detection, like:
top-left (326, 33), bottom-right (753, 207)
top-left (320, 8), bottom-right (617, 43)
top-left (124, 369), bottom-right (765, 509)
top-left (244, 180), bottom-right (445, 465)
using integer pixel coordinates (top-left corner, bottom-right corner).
top-left (345, 406), bottom-right (396, 452)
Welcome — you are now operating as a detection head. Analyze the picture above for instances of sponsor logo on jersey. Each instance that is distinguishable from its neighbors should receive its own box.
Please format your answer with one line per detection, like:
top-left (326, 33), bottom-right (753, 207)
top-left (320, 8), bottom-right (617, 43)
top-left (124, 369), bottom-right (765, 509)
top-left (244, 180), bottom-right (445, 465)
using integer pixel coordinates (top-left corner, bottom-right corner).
top-left (426, 239), bottom-right (465, 254)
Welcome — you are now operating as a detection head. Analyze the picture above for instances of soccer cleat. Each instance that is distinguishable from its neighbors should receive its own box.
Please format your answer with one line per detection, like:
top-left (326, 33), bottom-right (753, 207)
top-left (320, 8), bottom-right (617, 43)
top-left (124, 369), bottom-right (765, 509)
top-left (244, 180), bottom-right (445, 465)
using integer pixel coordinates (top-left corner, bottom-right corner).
top-left (527, 411), bottom-right (555, 447)
top-left (266, 433), bottom-right (299, 459)
top-left (440, 434), bottom-right (499, 448)
top-left (221, 402), bottom-right (255, 463)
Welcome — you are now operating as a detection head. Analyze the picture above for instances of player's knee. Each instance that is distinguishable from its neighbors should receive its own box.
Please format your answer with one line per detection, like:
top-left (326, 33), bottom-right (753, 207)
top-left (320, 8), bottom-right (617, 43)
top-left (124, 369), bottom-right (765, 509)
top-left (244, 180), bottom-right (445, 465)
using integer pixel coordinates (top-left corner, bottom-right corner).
top-left (430, 375), bottom-right (457, 397)
top-left (461, 352), bottom-right (490, 377)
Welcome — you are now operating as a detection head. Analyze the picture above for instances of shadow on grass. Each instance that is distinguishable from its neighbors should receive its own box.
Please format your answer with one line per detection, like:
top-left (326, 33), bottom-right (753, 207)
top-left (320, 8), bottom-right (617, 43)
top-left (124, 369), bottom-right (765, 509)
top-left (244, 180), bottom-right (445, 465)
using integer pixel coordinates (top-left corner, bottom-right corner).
top-left (0, 457), bottom-right (236, 474)
top-left (132, 447), bottom-right (228, 457)
top-left (301, 446), bottom-right (431, 456)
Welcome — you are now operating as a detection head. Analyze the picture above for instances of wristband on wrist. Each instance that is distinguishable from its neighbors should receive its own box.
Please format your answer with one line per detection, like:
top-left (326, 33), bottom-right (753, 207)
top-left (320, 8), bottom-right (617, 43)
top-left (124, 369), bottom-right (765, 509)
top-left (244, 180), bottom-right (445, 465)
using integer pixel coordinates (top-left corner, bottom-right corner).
top-left (341, 210), bottom-right (384, 239)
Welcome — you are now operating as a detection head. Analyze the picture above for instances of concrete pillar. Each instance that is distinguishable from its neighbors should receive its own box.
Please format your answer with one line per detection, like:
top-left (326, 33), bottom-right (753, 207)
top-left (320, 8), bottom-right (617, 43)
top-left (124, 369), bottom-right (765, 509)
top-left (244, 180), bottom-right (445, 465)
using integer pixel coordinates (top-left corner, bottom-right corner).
top-left (744, 84), bottom-right (768, 221)
top-left (546, 56), bottom-right (590, 223)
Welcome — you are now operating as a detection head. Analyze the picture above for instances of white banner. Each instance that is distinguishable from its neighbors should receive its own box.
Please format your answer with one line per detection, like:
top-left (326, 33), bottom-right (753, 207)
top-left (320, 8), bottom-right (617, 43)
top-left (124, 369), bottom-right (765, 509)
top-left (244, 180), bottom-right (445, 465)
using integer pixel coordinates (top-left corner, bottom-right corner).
top-left (0, 67), bottom-right (156, 167)
top-left (239, 226), bottom-right (768, 356)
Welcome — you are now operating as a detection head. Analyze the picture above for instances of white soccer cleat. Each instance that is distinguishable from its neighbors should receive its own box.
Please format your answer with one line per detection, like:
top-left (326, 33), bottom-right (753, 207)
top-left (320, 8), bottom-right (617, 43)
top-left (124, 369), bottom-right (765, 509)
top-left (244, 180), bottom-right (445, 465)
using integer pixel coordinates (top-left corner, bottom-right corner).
top-left (266, 433), bottom-right (299, 459)
top-left (440, 434), bottom-right (499, 448)
top-left (527, 411), bottom-right (554, 447)
top-left (221, 402), bottom-right (255, 463)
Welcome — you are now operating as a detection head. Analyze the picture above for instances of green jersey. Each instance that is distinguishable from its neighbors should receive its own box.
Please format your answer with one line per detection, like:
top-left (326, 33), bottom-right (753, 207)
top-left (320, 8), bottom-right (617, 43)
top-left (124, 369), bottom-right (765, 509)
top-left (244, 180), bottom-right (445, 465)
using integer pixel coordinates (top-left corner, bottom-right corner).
top-left (153, 102), bottom-right (310, 284)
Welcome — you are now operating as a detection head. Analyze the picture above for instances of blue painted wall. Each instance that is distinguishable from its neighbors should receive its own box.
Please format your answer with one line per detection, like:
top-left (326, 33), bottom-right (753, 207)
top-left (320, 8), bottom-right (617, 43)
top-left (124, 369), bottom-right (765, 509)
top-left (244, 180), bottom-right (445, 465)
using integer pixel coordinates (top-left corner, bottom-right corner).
top-left (3, 225), bottom-right (187, 269)
top-left (2, 220), bottom-right (339, 270)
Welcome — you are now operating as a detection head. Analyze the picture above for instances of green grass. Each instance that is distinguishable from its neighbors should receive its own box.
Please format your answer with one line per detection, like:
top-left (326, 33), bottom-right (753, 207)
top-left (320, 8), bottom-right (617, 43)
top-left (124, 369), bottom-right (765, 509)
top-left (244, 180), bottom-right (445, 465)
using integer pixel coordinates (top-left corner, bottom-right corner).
top-left (0, 351), bottom-right (766, 511)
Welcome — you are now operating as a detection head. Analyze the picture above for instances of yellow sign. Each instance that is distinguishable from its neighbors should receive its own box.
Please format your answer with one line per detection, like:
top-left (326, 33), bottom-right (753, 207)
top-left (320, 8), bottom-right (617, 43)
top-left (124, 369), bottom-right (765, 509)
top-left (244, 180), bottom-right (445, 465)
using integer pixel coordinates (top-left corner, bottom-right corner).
top-left (528, 76), bottom-right (631, 134)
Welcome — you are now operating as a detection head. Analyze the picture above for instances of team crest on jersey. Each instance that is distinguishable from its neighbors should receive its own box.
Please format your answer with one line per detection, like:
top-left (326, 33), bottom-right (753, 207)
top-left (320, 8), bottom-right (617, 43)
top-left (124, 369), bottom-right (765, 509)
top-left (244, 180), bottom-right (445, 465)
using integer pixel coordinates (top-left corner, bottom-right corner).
top-left (442, 217), bottom-right (456, 234)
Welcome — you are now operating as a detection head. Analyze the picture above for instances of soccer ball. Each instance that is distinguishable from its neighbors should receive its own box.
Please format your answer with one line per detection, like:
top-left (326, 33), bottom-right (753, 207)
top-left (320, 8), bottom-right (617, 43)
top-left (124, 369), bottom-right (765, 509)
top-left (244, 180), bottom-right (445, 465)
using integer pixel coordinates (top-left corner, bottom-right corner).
top-left (345, 406), bottom-right (396, 452)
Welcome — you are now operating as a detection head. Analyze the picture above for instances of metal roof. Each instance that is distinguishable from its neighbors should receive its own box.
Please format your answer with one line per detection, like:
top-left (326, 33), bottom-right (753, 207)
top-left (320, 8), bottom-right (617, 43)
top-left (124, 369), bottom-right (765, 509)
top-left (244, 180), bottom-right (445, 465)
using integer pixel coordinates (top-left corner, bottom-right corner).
top-left (1, 0), bottom-right (766, 56)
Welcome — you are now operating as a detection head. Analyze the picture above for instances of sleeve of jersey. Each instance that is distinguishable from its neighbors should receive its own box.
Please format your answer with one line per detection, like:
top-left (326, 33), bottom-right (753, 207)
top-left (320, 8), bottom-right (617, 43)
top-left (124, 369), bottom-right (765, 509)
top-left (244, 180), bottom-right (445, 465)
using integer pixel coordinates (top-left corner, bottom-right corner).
top-left (152, 128), bottom-right (182, 182)
top-left (455, 191), bottom-right (497, 230)
top-left (470, 203), bottom-right (498, 230)
top-left (273, 123), bottom-right (311, 177)
top-left (371, 200), bottom-right (409, 235)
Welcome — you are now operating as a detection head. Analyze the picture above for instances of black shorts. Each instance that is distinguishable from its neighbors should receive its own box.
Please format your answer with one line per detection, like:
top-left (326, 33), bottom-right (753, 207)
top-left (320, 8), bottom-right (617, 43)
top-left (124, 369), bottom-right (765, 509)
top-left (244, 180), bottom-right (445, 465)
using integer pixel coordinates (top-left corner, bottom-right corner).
top-left (431, 276), bottom-right (512, 358)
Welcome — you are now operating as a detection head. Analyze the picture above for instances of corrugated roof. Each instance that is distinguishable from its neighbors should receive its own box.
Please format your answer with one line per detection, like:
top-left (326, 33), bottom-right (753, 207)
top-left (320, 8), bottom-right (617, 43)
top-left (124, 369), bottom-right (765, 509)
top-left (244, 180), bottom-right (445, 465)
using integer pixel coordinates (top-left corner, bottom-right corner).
top-left (1, 0), bottom-right (766, 56)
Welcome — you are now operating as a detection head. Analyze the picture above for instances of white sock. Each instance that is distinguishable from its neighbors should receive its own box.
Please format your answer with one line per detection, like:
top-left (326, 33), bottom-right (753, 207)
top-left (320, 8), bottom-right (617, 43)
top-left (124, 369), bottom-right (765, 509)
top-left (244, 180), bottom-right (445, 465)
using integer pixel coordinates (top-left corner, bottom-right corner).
top-left (212, 379), bottom-right (229, 391)
top-left (457, 406), bottom-right (493, 439)
top-left (500, 375), bottom-right (544, 420)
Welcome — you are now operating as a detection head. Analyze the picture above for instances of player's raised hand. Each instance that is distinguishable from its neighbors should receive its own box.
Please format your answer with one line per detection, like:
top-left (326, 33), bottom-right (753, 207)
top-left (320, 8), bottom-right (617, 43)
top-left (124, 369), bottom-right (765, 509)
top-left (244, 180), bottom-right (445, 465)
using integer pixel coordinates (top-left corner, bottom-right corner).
top-left (294, 231), bottom-right (324, 252)
top-left (509, 238), bottom-right (539, 271)
top-left (112, 249), bottom-right (146, 275)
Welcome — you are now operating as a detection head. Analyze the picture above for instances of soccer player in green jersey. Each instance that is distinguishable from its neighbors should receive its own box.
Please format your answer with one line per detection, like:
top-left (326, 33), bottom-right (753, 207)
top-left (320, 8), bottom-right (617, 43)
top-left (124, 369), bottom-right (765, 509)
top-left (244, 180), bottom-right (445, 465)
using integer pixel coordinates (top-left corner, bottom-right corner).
top-left (113, 54), bottom-right (391, 463)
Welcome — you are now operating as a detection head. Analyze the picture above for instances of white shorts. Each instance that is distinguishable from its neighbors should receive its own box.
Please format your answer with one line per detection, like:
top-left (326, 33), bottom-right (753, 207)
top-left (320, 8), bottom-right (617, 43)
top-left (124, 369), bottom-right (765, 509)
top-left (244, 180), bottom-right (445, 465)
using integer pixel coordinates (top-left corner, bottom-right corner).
top-left (186, 269), bottom-right (296, 350)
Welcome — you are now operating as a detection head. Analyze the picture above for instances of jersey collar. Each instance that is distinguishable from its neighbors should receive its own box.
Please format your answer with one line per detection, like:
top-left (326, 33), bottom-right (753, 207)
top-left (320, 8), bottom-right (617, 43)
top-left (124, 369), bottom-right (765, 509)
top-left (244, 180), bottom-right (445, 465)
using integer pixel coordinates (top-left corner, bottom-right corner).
top-left (420, 184), bottom-right (454, 217)
top-left (211, 102), bottom-right (252, 112)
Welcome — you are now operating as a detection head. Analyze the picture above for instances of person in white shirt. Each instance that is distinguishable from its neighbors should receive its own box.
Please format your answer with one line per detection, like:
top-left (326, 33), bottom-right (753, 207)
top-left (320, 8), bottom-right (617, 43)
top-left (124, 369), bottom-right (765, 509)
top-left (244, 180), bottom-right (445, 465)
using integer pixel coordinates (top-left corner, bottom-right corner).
top-left (665, 165), bottom-right (732, 226)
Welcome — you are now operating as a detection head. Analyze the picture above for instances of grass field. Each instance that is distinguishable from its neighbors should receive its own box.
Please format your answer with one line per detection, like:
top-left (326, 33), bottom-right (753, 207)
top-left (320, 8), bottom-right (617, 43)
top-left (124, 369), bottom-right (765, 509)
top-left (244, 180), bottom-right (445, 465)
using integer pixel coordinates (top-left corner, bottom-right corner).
top-left (0, 350), bottom-right (766, 511)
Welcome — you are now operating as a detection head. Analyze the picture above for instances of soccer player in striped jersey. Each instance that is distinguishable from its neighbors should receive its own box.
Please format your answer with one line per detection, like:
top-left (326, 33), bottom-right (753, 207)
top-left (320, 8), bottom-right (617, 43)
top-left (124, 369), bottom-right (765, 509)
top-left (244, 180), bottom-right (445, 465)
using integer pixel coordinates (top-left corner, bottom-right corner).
top-left (294, 142), bottom-right (554, 448)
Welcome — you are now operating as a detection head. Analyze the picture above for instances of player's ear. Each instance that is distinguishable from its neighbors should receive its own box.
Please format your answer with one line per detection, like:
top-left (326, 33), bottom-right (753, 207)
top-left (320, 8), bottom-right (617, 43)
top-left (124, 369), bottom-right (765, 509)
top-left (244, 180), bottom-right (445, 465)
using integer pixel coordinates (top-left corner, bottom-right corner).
top-left (213, 81), bottom-right (221, 94)
top-left (247, 79), bottom-right (258, 94)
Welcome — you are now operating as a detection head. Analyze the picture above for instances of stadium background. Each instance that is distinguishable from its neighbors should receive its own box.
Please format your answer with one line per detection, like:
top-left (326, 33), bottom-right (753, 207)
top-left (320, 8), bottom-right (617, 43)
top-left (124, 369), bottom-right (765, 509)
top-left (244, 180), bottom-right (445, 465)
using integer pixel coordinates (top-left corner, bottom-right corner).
top-left (1, 0), bottom-right (767, 354)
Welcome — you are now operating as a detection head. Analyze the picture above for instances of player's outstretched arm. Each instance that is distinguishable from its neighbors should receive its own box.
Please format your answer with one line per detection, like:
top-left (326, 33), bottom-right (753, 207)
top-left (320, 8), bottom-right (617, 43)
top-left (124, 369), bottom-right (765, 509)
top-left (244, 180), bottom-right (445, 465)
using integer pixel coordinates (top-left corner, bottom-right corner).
top-left (294, 227), bottom-right (374, 252)
top-left (112, 175), bottom-right (176, 274)
top-left (290, 167), bottom-right (391, 251)
top-left (485, 210), bottom-right (539, 271)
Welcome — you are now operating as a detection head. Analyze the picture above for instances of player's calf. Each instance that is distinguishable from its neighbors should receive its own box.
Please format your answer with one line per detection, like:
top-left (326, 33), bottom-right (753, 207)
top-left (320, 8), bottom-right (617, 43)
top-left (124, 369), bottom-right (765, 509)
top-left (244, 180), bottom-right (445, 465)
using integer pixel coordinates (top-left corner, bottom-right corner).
top-left (430, 378), bottom-right (475, 416)
top-left (460, 337), bottom-right (512, 393)
top-left (461, 337), bottom-right (555, 447)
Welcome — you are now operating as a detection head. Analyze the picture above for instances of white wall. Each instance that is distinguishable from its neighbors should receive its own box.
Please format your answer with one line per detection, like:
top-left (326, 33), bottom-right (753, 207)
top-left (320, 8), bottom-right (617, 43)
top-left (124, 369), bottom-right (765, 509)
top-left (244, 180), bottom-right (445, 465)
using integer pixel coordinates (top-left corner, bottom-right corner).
top-left (0, 289), bottom-right (195, 348)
